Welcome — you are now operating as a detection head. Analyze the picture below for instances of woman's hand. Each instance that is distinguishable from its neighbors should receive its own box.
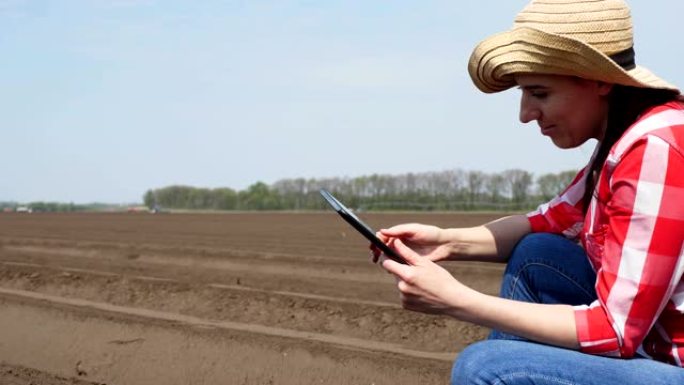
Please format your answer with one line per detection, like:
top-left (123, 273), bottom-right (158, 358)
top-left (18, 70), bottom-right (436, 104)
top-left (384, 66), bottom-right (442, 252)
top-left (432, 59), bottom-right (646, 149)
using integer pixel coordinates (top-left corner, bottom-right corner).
top-left (370, 215), bottom-right (533, 264)
top-left (380, 237), bottom-right (471, 315)
top-left (380, 238), bottom-right (579, 349)
top-left (371, 223), bottom-right (453, 263)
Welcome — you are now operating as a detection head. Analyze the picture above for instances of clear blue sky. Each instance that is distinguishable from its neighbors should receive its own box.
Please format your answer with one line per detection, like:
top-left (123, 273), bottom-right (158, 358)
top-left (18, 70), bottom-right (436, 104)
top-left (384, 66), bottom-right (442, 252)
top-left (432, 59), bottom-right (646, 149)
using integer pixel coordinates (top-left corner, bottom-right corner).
top-left (2, 0), bottom-right (682, 204)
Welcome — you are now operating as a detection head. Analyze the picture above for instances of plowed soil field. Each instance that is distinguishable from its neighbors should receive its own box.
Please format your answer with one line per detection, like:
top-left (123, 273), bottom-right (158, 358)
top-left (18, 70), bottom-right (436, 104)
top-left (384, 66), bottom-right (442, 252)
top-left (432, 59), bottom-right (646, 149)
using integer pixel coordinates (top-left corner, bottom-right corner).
top-left (0, 212), bottom-right (505, 385)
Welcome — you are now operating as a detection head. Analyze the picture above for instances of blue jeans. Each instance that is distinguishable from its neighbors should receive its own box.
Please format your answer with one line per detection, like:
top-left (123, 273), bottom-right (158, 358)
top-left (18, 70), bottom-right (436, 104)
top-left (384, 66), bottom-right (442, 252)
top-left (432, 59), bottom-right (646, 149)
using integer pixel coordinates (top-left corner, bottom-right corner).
top-left (451, 233), bottom-right (684, 385)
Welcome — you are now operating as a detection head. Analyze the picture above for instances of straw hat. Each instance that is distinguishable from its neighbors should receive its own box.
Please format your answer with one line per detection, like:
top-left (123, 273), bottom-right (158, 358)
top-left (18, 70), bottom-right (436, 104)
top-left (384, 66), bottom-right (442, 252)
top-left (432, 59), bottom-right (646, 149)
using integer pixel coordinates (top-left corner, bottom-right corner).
top-left (468, 0), bottom-right (679, 94)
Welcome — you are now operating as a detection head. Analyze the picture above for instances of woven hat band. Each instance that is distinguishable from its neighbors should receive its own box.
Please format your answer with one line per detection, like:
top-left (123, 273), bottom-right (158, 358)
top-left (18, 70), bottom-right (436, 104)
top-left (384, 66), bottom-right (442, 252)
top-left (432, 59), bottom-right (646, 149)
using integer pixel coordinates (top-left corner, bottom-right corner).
top-left (609, 47), bottom-right (636, 70)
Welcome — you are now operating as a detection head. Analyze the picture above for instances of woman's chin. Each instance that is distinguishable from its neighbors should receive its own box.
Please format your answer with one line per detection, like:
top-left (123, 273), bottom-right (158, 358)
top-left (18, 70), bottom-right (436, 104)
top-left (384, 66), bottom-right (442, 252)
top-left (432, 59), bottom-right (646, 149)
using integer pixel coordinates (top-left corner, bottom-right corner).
top-left (549, 137), bottom-right (578, 149)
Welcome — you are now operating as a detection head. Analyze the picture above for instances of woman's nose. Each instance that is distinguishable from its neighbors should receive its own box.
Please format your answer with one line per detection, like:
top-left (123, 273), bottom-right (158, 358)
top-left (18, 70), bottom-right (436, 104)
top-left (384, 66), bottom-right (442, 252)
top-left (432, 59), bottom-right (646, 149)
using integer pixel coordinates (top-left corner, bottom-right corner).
top-left (519, 96), bottom-right (541, 123)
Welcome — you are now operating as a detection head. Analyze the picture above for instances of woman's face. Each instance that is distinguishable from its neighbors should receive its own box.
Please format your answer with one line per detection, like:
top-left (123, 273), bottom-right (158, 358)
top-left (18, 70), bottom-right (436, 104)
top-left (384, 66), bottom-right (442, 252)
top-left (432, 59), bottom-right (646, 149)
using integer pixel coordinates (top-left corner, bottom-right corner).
top-left (515, 74), bottom-right (612, 149)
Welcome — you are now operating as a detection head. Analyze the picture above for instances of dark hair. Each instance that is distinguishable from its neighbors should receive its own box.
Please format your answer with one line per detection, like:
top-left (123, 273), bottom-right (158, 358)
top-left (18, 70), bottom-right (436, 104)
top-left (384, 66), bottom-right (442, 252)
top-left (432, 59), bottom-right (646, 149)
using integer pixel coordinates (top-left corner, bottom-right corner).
top-left (581, 86), bottom-right (682, 212)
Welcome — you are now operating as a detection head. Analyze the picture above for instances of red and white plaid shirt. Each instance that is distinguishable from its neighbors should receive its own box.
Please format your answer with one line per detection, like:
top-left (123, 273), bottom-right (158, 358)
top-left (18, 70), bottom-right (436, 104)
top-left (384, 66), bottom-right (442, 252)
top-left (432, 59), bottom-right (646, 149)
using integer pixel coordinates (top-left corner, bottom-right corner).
top-left (527, 101), bottom-right (684, 366)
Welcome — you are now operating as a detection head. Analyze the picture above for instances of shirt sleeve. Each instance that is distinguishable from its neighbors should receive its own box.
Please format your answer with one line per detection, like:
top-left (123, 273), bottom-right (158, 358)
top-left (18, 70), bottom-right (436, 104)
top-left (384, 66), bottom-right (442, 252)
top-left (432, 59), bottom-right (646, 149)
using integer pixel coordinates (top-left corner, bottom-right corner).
top-left (526, 167), bottom-right (588, 239)
top-left (573, 136), bottom-right (684, 357)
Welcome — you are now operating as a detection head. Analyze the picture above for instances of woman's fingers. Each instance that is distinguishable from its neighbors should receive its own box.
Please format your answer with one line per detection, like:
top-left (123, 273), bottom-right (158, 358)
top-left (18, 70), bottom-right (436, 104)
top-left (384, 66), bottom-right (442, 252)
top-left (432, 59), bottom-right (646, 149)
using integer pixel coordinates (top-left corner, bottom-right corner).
top-left (379, 225), bottom-right (416, 239)
top-left (369, 244), bottom-right (381, 263)
top-left (380, 239), bottom-right (421, 279)
top-left (371, 230), bottom-right (396, 264)
top-left (391, 238), bottom-right (422, 266)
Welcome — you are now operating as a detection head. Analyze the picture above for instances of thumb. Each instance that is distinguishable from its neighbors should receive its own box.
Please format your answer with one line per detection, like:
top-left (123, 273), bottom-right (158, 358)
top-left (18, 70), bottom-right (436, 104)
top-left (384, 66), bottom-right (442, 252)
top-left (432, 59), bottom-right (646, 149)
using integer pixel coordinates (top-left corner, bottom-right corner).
top-left (391, 238), bottom-right (423, 266)
top-left (380, 239), bottom-right (421, 280)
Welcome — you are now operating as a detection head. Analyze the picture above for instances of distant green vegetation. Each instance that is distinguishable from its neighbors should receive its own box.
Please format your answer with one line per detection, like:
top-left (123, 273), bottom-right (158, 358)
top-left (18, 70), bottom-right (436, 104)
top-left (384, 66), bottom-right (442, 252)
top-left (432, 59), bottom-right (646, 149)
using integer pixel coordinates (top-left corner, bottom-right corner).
top-left (143, 169), bottom-right (577, 212)
top-left (0, 201), bottom-right (127, 213)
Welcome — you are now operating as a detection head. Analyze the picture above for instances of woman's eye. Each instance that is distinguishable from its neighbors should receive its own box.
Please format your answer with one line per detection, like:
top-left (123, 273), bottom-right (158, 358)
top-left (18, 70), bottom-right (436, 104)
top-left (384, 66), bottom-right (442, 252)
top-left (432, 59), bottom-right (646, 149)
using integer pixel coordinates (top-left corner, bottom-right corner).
top-left (532, 92), bottom-right (548, 99)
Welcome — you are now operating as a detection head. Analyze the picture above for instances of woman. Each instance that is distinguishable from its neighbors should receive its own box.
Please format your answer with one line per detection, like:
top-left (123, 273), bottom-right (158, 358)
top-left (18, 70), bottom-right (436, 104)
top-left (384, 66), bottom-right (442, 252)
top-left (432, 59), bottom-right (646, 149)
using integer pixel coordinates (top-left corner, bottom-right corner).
top-left (373, 1), bottom-right (684, 384)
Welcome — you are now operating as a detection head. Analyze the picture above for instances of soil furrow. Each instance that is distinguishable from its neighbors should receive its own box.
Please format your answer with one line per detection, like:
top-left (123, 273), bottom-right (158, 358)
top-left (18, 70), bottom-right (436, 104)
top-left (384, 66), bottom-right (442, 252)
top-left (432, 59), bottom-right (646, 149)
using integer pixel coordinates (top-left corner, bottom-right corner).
top-left (0, 293), bottom-right (450, 385)
top-left (0, 261), bottom-right (487, 353)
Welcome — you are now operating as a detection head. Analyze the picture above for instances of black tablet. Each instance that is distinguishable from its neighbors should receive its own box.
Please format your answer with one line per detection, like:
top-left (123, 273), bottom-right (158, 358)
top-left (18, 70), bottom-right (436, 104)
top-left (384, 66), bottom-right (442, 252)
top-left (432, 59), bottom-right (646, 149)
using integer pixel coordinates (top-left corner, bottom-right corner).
top-left (319, 189), bottom-right (407, 264)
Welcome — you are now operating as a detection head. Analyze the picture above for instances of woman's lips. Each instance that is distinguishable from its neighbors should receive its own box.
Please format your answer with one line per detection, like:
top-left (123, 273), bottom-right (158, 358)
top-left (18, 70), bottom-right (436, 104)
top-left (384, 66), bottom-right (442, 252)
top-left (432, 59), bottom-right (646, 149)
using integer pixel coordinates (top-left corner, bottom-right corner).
top-left (541, 125), bottom-right (555, 135)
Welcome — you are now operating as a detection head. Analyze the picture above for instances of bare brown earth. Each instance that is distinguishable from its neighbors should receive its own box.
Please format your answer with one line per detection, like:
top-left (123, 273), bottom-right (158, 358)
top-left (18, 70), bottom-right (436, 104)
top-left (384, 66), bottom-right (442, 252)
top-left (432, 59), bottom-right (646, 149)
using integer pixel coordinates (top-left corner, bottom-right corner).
top-left (0, 212), bottom-right (505, 385)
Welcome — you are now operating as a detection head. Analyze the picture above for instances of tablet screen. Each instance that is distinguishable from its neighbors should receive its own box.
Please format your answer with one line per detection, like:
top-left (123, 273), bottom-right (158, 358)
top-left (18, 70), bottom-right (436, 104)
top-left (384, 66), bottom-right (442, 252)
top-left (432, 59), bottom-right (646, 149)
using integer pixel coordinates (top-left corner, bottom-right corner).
top-left (320, 189), bottom-right (407, 264)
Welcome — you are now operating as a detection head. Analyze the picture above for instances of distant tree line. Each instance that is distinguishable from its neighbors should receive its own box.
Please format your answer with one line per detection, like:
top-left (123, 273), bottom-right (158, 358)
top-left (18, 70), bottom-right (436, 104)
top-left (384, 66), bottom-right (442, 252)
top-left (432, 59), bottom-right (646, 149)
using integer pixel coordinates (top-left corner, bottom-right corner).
top-left (0, 201), bottom-right (119, 213)
top-left (143, 169), bottom-right (578, 212)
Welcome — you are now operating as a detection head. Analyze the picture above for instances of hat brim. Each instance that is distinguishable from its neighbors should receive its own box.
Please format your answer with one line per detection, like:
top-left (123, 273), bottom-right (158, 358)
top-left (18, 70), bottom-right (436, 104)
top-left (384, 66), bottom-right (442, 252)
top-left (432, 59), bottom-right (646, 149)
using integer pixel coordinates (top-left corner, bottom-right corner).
top-left (468, 27), bottom-right (679, 94)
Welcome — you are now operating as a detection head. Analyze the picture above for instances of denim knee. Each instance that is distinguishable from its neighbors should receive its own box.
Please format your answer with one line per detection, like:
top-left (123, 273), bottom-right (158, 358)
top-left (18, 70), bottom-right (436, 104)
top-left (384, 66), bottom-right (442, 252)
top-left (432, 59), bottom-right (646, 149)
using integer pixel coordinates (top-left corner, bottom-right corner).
top-left (452, 340), bottom-right (684, 385)
top-left (501, 232), bottom-right (595, 304)
top-left (451, 341), bottom-right (498, 385)
top-left (508, 233), bottom-right (567, 266)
